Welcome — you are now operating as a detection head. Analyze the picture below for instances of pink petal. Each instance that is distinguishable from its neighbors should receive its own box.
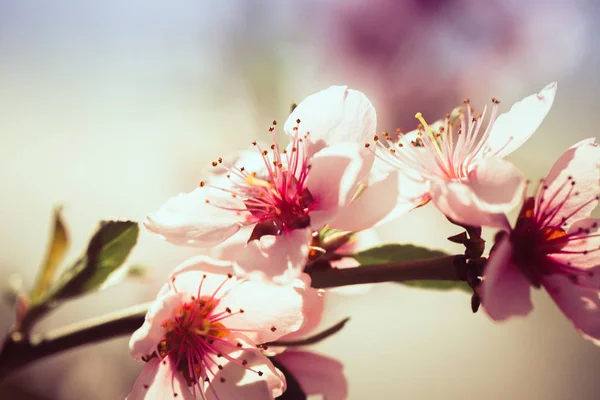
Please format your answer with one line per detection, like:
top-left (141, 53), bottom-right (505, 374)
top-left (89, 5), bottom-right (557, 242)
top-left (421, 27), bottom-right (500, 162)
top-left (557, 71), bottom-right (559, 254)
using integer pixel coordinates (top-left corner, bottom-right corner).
top-left (144, 187), bottom-right (243, 247)
top-left (127, 358), bottom-right (193, 400)
top-left (277, 274), bottom-right (325, 342)
top-left (542, 272), bottom-right (600, 344)
top-left (284, 86), bottom-right (377, 157)
top-left (481, 235), bottom-right (534, 321)
top-left (549, 218), bottom-right (600, 268)
top-left (327, 167), bottom-right (403, 232)
top-left (167, 257), bottom-right (238, 298)
top-left (274, 350), bottom-right (348, 400)
top-left (232, 228), bottom-right (311, 283)
top-left (307, 143), bottom-right (372, 229)
top-left (429, 161), bottom-right (520, 230)
top-left (539, 138), bottom-right (600, 229)
top-left (129, 292), bottom-right (186, 360)
top-left (482, 82), bottom-right (556, 158)
top-left (208, 342), bottom-right (286, 399)
top-left (216, 276), bottom-right (308, 344)
top-left (465, 158), bottom-right (527, 212)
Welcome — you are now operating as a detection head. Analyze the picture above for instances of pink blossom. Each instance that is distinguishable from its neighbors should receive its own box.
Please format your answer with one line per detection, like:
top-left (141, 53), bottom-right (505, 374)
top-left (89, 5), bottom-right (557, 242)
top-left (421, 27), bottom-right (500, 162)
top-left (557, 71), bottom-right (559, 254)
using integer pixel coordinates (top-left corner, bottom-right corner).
top-left (372, 82), bottom-right (556, 228)
top-left (127, 256), bottom-right (316, 399)
top-left (481, 139), bottom-right (600, 344)
top-left (145, 86), bottom-right (394, 282)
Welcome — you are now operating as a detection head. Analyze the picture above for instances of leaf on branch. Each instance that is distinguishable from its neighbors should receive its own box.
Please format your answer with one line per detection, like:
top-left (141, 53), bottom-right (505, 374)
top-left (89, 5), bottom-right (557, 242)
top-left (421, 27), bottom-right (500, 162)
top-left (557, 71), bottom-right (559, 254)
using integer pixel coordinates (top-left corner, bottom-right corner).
top-left (353, 243), bottom-right (447, 265)
top-left (48, 220), bottom-right (140, 300)
top-left (353, 244), bottom-right (470, 292)
top-left (30, 207), bottom-right (69, 301)
top-left (19, 220), bottom-right (140, 333)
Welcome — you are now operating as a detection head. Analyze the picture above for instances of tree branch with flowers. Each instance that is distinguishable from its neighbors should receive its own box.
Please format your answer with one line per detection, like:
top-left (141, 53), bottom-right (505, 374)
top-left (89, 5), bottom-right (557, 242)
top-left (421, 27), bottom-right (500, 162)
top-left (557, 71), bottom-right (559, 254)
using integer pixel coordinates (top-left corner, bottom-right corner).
top-left (1, 81), bottom-right (598, 399)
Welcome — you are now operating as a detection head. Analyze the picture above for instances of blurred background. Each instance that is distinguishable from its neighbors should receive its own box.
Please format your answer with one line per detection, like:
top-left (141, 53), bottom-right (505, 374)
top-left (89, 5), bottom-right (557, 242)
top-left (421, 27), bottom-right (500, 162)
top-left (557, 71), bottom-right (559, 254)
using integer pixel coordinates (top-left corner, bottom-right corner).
top-left (0, 0), bottom-right (599, 398)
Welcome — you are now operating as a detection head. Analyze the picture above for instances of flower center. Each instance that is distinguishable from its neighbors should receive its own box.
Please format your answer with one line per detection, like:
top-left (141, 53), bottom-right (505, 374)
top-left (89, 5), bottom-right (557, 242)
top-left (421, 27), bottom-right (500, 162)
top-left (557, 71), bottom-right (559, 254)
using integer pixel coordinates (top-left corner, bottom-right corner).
top-left (371, 98), bottom-right (501, 181)
top-left (509, 176), bottom-right (600, 287)
top-left (158, 297), bottom-right (230, 385)
top-left (201, 120), bottom-right (314, 241)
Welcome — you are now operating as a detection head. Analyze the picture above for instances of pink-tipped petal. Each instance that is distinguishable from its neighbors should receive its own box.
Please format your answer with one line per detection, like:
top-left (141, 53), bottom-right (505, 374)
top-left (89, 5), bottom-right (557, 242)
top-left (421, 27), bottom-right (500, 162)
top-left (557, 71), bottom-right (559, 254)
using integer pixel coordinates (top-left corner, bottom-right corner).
top-left (145, 187), bottom-right (243, 247)
top-left (539, 138), bottom-right (600, 229)
top-left (216, 277), bottom-right (308, 344)
top-left (274, 351), bottom-right (348, 400)
top-left (483, 82), bottom-right (557, 158)
top-left (542, 272), bottom-right (600, 344)
top-left (233, 228), bottom-right (311, 283)
top-left (284, 86), bottom-right (377, 157)
top-left (307, 143), bottom-right (370, 228)
top-left (129, 293), bottom-right (186, 360)
top-left (127, 358), bottom-right (193, 400)
top-left (481, 236), bottom-right (534, 321)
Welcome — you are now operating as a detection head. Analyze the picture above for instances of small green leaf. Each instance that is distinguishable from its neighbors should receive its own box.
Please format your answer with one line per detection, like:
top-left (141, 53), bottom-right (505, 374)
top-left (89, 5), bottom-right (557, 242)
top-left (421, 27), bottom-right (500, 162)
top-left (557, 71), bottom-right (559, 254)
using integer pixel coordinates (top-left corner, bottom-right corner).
top-left (31, 207), bottom-right (69, 301)
top-left (353, 244), bottom-right (470, 292)
top-left (401, 279), bottom-right (471, 292)
top-left (353, 243), bottom-right (447, 265)
top-left (19, 220), bottom-right (139, 333)
top-left (50, 220), bottom-right (139, 300)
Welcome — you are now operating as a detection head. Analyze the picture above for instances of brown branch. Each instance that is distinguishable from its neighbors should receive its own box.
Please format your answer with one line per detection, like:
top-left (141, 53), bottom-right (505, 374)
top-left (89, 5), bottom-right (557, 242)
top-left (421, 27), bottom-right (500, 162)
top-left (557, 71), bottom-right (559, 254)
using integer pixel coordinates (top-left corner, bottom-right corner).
top-left (309, 255), bottom-right (460, 288)
top-left (0, 303), bottom-right (149, 380)
top-left (0, 256), bottom-right (462, 380)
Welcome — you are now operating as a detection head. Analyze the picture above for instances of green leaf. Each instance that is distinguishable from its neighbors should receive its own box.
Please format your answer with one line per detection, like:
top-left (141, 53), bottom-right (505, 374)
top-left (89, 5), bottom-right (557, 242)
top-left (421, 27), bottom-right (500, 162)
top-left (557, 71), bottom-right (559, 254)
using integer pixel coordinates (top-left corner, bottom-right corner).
top-left (31, 207), bottom-right (69, 301)
top-left (353, 243), bottom-right (447, 265)
top-left (49, 220), bottom-right (139, 300)
top-left (19, 220), bottom-right (139, 333)
top-left (353, 244), bottom-right (470, 292)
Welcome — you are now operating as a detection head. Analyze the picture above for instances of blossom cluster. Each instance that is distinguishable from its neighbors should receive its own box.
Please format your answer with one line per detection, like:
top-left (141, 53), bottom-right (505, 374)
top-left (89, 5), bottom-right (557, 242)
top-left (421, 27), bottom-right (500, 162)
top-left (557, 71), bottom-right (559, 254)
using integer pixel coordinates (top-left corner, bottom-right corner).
top-left (128, 82), bottom-right (600, 399)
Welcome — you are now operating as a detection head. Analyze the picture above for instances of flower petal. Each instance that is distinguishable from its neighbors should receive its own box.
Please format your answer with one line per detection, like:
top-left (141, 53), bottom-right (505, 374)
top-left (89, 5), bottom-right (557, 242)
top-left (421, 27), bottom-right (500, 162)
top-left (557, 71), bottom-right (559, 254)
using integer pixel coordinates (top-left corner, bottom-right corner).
top-left (276, 274), bottom-right (325, 342)
top-left (274, 351), bottom-right (348, 400)
top-left (129, 292), bottom-right (186, 360)
top-left (429, 162), bottom-right (519, 230)
top-left (482, 82), bottom-right (556, 158)
top-left (542, 272), bottom-right (600, 344)
top-left (481, 235), bottom-right (534, 321)
top-left (465, 158), bottom-right (527, 212)
top-left (549, 218), bottom-right (600, 268)
top-left (232, 228), bottom-right (311, 283)
top-left (127, 358), bottom-right (193, 400)
top-left (216, 276), bottom-right (308, 344)
top-left (209, 339), bottom-right (286, 400)
top-left (327, 167), bottom-right (403, 232)
top-left (145, 187), bottom-right (243, 247)
top-left (539, 138), bottom-right (600, 230)
top-left (284, 86), bottom-right (377, 157)
top-left (307, 143), bottom-right (371, 229)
